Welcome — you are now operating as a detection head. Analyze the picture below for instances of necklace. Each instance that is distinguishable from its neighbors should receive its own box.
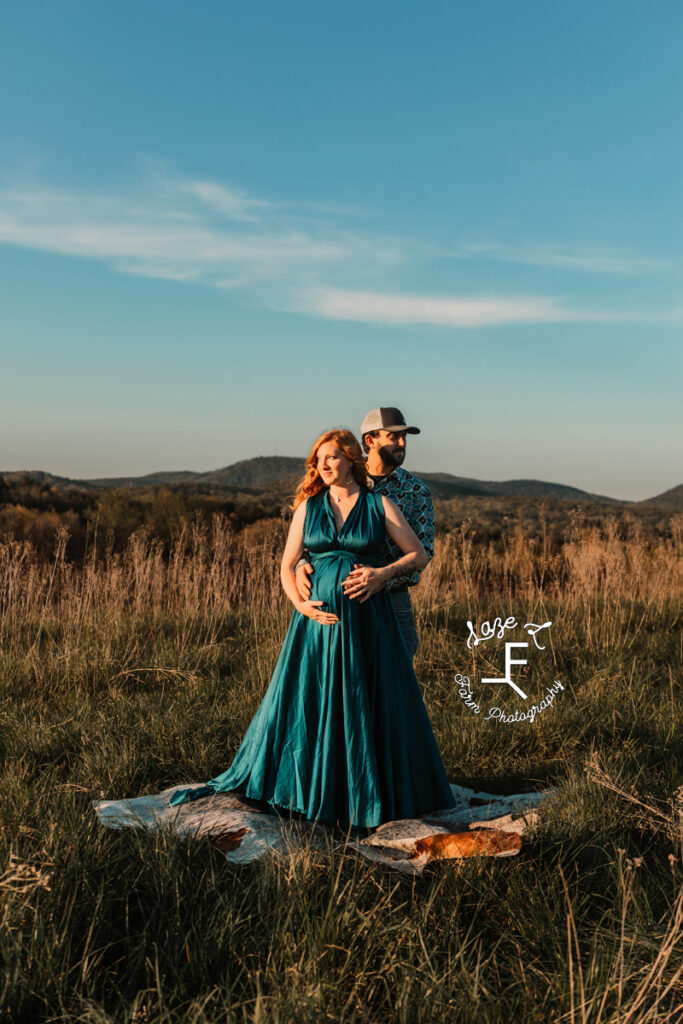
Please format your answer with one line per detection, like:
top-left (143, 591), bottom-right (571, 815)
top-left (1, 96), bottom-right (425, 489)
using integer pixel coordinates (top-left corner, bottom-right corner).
top-left (330, 486), bottom-right (359, 504)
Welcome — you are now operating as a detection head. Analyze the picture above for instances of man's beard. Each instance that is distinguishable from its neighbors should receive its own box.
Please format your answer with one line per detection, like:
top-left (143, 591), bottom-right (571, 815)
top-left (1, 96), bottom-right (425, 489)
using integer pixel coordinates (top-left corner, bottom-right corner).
top-left (379, 445), bottom-right (405, 469)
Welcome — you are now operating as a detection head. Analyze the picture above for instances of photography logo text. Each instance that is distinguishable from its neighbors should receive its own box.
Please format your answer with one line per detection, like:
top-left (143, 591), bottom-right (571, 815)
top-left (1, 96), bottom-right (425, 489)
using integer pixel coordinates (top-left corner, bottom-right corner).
top-left (455, 614), bottom-right (565, 725)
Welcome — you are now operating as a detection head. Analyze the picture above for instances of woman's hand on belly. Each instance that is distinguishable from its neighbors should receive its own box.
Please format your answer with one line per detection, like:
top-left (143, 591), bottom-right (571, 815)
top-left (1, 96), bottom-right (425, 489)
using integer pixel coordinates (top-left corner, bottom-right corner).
top-left (297, 600), bottom-right (339, 625)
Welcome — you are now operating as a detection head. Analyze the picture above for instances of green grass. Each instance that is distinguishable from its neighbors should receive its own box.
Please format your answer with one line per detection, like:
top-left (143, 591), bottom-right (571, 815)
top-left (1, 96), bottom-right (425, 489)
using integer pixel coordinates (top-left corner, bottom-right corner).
top-left (1, 597), bottom-right (682, 1023)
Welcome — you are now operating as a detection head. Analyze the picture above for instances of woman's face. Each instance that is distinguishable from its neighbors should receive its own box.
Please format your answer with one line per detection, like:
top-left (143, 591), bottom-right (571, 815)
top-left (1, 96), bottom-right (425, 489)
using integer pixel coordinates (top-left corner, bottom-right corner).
top-left (316, 441), bottom-right (352, 487)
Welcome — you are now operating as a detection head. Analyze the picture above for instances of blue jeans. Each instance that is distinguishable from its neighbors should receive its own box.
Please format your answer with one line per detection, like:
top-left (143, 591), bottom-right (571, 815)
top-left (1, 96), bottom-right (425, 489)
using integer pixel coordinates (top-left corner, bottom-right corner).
top-left (390, 590), bottom-right (419, 662)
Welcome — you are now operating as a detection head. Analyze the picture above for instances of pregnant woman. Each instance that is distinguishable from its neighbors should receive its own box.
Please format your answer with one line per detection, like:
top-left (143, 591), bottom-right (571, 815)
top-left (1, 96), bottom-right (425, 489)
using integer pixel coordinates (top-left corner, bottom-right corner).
top-left (170, 428), bottom-right (455, 831)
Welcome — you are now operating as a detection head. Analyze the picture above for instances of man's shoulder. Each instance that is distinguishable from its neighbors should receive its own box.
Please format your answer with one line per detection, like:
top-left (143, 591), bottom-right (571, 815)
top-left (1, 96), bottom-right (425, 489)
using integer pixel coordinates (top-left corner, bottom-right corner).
top-left (371, 466), bottom-right (432, 500)
top-left (393, 467), bottom-right (432, 497)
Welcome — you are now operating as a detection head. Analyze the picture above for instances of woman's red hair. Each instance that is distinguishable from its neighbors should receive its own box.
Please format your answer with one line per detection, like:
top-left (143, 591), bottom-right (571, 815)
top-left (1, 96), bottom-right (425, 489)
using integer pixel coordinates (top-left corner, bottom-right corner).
top-left (293, 428), bottom-right (368, 509)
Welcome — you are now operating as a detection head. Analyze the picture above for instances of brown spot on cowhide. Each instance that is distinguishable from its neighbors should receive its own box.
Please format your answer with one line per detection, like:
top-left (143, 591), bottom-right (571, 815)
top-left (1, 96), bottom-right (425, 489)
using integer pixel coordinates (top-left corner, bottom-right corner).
top-left (210, 827), bottom-right (249, 852)
top-left (411, 827), bottom-right (522, 861)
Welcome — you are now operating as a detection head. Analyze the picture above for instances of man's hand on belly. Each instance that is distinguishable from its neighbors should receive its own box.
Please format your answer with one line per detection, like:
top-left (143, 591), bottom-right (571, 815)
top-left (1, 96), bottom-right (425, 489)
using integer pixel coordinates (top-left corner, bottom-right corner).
top-left (341, 564), bottom-right (388, 603)
top-left (295, 562), bottom-right (313, 601)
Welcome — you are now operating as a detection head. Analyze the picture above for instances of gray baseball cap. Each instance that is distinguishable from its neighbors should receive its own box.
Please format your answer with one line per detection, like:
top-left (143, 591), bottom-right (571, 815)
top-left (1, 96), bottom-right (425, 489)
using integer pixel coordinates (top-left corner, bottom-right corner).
top-left (360, 407), bottom-right (420, 438)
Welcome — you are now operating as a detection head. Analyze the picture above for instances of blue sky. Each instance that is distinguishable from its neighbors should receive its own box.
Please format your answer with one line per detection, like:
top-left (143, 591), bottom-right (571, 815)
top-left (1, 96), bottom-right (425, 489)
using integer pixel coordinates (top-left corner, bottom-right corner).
top-left (1, 1), bottom-right (681, 500)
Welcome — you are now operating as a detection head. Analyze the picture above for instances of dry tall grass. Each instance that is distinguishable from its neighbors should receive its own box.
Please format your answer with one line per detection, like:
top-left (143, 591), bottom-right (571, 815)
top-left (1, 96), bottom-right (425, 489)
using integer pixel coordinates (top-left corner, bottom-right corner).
top-left (423, 513), bottom-right (683, 607)
top-left (1, 513), bottom-right (681, 624)
top-left (2, 514), bottom-right (683, 1022)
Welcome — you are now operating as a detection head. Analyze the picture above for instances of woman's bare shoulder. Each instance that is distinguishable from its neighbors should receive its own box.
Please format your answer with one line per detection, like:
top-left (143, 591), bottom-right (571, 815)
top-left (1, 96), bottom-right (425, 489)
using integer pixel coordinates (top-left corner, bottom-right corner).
top-left (380, 494), bottom-right (398, 514)
top-left (293, 498), bottom-right (308, 520)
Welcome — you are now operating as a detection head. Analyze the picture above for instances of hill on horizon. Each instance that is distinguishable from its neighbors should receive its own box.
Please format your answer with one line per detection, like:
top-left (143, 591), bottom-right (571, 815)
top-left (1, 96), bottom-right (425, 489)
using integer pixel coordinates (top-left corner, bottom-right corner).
top-left (635, 482), bottom-right (683, 509)
top-left (2, 457), bottom-right (681, 508)
top-left (416, 471), bottom-right (621, 504)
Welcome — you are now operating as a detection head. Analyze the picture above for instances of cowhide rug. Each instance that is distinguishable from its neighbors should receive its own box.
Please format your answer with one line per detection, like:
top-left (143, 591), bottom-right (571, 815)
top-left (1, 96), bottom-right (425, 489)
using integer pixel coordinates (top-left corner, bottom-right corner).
top-left (94, 783), bottom-right (550, 876)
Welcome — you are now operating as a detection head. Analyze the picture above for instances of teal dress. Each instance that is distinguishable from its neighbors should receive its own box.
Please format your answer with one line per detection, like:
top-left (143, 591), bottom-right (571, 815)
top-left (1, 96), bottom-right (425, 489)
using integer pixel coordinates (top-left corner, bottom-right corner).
top-left (170, 486), bottom-right (456, 829)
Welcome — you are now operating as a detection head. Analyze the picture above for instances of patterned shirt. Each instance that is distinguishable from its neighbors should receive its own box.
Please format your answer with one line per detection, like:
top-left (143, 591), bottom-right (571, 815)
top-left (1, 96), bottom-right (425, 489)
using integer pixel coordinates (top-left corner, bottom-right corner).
top-left (369, 466), bottom-right (434, 590)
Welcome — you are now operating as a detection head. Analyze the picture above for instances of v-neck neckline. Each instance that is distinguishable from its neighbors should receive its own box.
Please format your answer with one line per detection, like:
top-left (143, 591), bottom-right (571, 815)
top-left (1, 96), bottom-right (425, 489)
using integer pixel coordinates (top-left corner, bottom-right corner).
top-left (326, 487), bottom-right (364, 536)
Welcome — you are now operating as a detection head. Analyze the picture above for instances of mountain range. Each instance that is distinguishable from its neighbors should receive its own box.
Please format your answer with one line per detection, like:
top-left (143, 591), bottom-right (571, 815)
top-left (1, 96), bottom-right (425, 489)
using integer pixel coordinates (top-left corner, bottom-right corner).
top-left (2, 457), bottom-right (681, 508)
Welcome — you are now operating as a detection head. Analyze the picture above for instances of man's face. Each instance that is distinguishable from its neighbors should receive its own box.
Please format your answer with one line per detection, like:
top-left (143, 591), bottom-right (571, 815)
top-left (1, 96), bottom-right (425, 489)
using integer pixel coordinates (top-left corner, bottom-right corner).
top-left (372, 429), bottom-right (407, 468)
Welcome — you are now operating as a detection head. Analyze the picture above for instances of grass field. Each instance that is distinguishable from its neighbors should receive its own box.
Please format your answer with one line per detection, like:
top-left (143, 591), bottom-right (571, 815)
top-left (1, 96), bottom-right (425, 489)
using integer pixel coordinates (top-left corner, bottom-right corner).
top-left (1, 518), bottom-right (682, 1022)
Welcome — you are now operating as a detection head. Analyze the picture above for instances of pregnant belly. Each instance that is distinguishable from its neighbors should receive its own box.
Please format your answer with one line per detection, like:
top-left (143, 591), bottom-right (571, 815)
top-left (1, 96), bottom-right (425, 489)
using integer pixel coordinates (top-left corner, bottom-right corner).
top-left (309, 551), bottom-right (359, 616)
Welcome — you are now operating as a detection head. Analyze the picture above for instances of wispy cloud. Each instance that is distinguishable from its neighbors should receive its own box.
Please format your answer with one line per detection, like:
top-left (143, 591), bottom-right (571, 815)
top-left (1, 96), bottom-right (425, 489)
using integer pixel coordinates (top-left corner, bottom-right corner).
top-left (301, 287), bottom-right (662, 327)
top-left (0, 171), bottom-right (675, 328)
top-left (304, 288), bottom-right (683, 327)
top-left (304, 288), bottom-right (568, 327)
top-left (171, 179), bottom-right (271, 221)
top-left (461, 240), bottom-right (671, 275)
top-left (0, 177), bottom-right (397, 294)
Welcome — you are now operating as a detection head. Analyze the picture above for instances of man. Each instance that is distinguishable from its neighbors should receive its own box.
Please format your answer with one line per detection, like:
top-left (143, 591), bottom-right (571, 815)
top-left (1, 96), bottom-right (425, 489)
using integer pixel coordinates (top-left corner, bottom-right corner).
top-left (295, 407), bottom-right (434, 661)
